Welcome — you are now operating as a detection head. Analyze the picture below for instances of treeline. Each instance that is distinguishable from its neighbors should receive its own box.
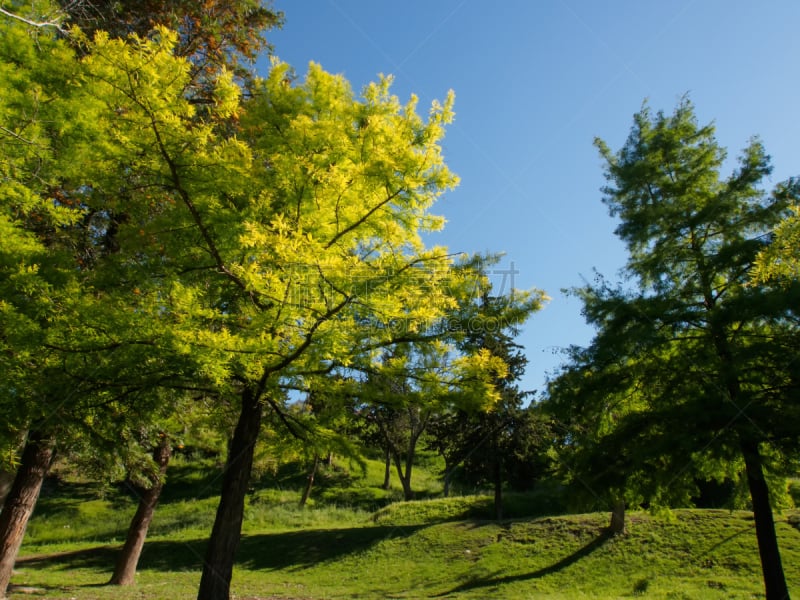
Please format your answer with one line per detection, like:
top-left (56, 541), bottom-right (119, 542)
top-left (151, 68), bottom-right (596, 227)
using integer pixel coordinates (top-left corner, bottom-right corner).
top-left (1, 3), bottom-right (799, 600)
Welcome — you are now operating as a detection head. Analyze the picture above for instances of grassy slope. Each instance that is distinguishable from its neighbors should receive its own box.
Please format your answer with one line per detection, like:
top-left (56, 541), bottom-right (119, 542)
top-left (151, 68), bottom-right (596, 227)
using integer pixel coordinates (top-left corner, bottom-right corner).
top-left (8, 457), bottom-right (800, 599)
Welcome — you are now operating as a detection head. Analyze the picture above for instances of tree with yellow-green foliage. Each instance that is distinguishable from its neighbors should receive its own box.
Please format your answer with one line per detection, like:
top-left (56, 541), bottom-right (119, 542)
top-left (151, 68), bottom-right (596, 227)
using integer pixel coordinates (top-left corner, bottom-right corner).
top-left (1, 5), bottom-right (543, 599)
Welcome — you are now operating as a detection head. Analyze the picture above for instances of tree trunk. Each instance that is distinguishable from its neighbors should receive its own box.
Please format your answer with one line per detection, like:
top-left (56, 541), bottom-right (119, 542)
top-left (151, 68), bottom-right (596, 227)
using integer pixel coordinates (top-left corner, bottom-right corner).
top-left (741, 439), bottom-right (790, 600)
top-left (0, 430), bottom-right (55, 597)
top-left (197, 388), bottom-right (263, 600)
top-left (299, 454), bottom-right (319, 508)
top-left (0, 471), bottom-right (14, 510)
top-left (493, 454), bottom-right (503, 521)
top-left (443, 459), bottom-right (453, 498)
top-left (109, 438), bottom-right (172, 585)
top-left (609, 500), bottom-right (625, 535)
top-left (391, 449), bottom-right (415, 501)
top-left (381, 446), bottom-right (391, 491)
top-left (403, 443), bottom-right (415, 501)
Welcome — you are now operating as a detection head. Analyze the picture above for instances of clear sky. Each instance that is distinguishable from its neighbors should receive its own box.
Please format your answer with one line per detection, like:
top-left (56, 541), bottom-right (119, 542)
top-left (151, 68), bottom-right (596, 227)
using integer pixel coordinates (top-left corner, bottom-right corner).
top-left (260, 0), bottom-right (800, 395)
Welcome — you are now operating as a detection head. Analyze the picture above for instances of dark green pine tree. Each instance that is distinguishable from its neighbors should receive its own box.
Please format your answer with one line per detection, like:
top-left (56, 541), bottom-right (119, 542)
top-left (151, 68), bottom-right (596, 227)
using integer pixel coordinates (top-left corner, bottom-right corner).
top-left (547, 98), bottom-right (800, 599)
top-left (428, 292), bottom-right (550, 519)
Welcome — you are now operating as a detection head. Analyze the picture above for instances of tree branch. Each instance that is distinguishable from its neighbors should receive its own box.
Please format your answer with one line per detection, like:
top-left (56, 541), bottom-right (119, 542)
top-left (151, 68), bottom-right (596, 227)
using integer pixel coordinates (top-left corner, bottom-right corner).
top-left (0, 7), bottom-right (67, 32)
top-left (325, 187), bottom-right (404, 249)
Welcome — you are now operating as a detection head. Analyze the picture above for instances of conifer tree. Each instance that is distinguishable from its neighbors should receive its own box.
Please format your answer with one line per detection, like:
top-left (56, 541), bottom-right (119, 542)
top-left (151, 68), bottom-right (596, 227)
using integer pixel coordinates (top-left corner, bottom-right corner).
top-left (547, 99), bottom-right (800, 599)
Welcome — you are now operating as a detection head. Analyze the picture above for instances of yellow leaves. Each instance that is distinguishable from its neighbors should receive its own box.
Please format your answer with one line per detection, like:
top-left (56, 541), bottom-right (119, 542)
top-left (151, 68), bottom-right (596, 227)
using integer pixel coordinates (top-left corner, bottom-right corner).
top-left (13, 32), bottom-right (470, 402)
top-left (212, 67), bottom-right (241, 119)
top-left (240, 220), bottom-right (270, 249)
top-left (87, 27), bottom-right (189, 105)
top-left (751, 203), bottom-right (800, 286)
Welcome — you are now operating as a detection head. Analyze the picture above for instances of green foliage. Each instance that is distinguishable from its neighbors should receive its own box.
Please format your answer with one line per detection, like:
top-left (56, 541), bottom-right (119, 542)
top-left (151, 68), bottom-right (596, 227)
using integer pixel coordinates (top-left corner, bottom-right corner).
top-left (547, 98), bottom-right (800, 512)
top-left (427, 287), bottom-right (551, 502)
top-left (2, 9), bottom-right (534, 596)
top-left (751, 192), bottom-right (800, 285)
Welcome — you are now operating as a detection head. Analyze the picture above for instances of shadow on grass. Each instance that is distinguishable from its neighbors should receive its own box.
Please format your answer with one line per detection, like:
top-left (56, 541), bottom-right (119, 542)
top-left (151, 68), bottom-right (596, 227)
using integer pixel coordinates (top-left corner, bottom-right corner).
top-left (16, 545), bottom-right (121, 572)
top-left (697, 525), bottom-right (753, 556)
top-left (17, 524), bottom-right (425, 575)
top-left (434, 529), bottom-right (614, 597)
top-left (237, 525), bottom-right (424, 571)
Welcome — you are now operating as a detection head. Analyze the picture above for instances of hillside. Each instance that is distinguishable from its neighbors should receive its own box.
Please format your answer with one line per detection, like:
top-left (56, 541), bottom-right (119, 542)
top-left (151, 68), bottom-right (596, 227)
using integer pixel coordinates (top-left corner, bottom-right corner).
top-left (8, 458), bottom-right (800, 599)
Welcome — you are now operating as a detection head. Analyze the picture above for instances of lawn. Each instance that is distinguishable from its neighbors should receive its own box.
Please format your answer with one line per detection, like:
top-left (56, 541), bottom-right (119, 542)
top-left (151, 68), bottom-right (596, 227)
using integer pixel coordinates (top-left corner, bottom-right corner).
top-left (8, 457), bottom-right (800, 599)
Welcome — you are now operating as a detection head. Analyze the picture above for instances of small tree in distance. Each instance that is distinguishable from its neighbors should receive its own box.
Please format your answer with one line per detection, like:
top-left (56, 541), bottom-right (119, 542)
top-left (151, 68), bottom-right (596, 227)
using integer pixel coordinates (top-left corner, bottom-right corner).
top-left (428, 287), bottom-right (549, 517)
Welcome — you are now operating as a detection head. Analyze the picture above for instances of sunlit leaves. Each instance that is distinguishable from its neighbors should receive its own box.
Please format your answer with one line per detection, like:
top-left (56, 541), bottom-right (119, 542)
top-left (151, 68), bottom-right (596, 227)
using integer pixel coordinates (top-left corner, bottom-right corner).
top-left (0, 3), bottom-right (529, 485)
top-left (751, 194), bottom-right (800, 286)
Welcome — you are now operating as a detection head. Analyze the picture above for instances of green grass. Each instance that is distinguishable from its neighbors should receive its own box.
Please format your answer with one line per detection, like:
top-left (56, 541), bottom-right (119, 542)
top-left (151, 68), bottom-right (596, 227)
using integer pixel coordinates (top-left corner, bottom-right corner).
top-left (13, 508), bottom-right (800, 599)
top-left (9, 457), bottom-right (800, 599)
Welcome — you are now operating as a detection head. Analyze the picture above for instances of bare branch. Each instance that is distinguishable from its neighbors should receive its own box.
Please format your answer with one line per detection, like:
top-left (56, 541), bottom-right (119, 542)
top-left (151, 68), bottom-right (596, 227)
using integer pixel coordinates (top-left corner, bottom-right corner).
top-left (0, 7), bottom-right (67, 33)
top-left (0, 126), bottom-right (37, 145)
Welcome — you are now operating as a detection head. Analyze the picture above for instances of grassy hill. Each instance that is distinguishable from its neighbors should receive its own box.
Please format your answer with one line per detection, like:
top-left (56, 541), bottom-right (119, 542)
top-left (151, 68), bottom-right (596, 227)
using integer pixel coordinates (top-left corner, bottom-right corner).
top-left (8, 456), bottom-right (800, 599)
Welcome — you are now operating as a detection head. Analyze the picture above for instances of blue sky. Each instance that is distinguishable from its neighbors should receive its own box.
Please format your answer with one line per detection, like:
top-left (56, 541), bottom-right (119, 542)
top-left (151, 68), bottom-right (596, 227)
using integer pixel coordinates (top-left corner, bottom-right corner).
top-left (261, 1), bottom-right (800, 394)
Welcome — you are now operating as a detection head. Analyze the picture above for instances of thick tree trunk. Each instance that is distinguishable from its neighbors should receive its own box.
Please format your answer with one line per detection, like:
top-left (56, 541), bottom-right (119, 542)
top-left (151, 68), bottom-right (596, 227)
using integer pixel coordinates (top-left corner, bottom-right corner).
top-left (299, 454), bottom-right (319, 508)
top-left (109, 438), bottom-right (172, 585)
top-left (741, 439), bottom-right (790, 600)
top-left (0, 471), bottom-right (14, 510)
top-left (381, 446), bottom-right (391, 491)
top-left (609, 500), bottom-right (625, 535)
top-left (197, 388), bottom-right (263, 600)
top-left (0, 430), bottom-right (55, 597)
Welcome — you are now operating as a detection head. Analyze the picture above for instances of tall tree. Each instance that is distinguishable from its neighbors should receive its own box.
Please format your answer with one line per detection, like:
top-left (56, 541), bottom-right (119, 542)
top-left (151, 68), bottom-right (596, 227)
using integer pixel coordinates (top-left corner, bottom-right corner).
top-left (0, 10), bottom-right (105, 593)
top-left (0, 8), bottom-right (254, 593)
top-left (547, 99), bottom-right (800, 598)
top-left (76, 29), bottom-right (510, 598)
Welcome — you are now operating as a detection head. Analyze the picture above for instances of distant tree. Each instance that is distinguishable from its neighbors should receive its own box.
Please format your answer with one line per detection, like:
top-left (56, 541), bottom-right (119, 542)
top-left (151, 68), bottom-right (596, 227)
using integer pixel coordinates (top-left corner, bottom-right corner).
top-left (351, 403), bottom-right (394, 490)
top-left (364, 400), bottom-right (428, 501)
top-left (356, 271), bottom-right (544, 504)
top-left (546, 99), bottom-right (800, 598)
top-left (358, 342), bottom-right (502, 502)
top-left (254, 383), bottom-right (365, 508)
top-left (427, 291), bottom-right (548, 518)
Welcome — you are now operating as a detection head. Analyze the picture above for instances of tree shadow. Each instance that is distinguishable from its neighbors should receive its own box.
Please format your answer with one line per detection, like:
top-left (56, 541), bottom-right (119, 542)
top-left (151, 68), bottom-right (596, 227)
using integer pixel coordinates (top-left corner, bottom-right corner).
top-left (697, 525), bottom-right (752, 556)
top-left (16, 545), bottom-right (120, 572)
top-left (434, 529), bottom-right (614, 597)
top-left (236, 525), bottom-right (425, 571)
top-left (16, 524), bottom-right (425, 576)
